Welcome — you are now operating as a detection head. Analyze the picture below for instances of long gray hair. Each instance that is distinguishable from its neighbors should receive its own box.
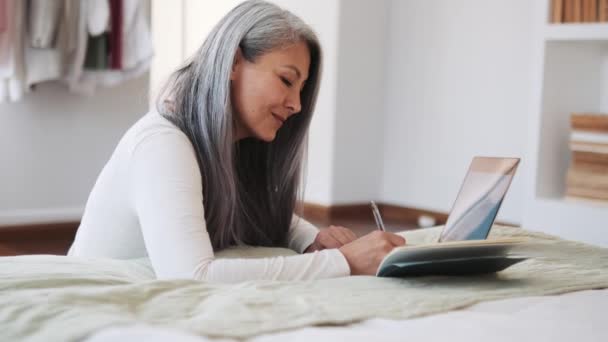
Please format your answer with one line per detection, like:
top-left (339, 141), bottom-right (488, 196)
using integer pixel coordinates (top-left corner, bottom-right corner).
top-left (157, 0), bottom-right (322, 251)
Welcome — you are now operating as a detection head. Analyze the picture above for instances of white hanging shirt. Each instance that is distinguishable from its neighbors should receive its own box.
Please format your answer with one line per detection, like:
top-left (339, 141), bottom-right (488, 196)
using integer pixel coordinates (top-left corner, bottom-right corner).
top-left (0, 0), bottom-right (26, 103)
top-left (68, 111), bottom-right (351, 283)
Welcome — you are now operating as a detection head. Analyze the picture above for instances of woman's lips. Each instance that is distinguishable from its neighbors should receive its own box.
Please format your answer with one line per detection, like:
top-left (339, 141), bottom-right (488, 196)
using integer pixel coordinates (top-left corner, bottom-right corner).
top-left (272, 113), bottom-right (285, 124)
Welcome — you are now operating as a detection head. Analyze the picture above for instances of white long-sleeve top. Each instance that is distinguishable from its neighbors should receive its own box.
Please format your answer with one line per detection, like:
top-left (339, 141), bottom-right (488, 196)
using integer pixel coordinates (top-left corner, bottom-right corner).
top-left (68, 111), bottom-right (351, 283)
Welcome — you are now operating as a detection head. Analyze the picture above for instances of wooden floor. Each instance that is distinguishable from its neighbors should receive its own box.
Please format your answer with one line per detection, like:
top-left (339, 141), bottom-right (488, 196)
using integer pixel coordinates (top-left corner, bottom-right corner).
top-left (307, 216), bottom-right (418, 237)
top-left (0, 217), bottom-right (418, 257)
top-left (0, 222), bottom-right (80, 256)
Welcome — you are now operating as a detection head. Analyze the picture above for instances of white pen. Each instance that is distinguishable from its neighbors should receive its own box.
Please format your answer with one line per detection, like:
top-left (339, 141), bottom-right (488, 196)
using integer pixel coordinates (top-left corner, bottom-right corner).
top-left (370, 201), bottom-right (386, 232)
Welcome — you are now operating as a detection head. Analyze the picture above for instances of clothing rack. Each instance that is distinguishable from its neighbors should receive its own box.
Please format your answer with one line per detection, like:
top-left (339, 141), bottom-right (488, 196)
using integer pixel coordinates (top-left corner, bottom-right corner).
top-left (0, 0), bottom-right (153, 103)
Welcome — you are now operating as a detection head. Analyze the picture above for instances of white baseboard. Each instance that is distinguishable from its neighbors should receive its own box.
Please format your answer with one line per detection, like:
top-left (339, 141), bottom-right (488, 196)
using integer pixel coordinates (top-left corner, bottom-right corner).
top-left (0, 207), bottom-right (84, 226)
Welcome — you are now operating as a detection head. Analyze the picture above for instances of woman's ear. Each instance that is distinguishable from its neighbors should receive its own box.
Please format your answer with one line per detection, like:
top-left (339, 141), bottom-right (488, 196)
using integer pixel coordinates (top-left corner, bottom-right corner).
top-left (230, 48), bottom-right (243, 81)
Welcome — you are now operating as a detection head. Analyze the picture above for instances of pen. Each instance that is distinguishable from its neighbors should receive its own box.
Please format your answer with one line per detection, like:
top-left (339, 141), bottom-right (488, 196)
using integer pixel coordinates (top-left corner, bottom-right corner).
top-left (370, 201), bottom-right (386, 232)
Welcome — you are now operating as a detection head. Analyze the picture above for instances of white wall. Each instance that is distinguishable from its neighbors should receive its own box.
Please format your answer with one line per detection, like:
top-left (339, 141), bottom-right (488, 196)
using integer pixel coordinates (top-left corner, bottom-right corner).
top-left (0, 76), bottom-right (149, 225)
top-left (269, 0), bottom-right (342, 205)
top-left (149, 0), bottom-right (186, 104)
top-left (380, 0), bottom-right (534, 224)
top-left (332, 0), bottom-right (388, 203)
top-left (1, 0), bottom-right (537, 226)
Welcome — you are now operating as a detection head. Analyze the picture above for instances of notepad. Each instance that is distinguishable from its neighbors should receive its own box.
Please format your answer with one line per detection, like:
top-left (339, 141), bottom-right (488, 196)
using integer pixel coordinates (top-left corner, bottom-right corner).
top-left (376, 238), bottom-right (530, 277)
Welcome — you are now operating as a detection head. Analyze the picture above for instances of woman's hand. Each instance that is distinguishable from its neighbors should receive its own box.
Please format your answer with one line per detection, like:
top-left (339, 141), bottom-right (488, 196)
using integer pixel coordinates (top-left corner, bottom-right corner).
top-left (338, 231), bottom-right (406, 276)
top-left (305, 225), bottom-right (358, 253)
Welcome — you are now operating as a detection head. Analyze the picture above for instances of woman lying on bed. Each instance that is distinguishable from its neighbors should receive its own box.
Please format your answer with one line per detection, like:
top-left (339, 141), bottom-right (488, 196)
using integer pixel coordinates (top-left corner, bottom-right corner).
top-left (68, 0), bottom-right (406, 283)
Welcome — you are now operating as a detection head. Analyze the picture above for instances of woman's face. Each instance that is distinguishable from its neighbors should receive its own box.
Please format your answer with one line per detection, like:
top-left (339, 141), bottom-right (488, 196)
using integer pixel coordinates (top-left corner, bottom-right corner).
top-left (230, 41), bottom-right (310, 142)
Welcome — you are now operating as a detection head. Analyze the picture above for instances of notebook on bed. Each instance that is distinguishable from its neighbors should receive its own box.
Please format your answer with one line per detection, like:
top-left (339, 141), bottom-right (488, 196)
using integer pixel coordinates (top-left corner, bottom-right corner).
top-left (377, 156), bottom-right (529, 277)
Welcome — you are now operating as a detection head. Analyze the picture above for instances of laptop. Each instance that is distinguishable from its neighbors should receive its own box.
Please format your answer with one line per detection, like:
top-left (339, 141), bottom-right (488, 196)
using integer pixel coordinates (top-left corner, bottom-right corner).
top-left (376, 156), bottom-right (524, 277)
top-left (439, 156), bottom-right (520, 242)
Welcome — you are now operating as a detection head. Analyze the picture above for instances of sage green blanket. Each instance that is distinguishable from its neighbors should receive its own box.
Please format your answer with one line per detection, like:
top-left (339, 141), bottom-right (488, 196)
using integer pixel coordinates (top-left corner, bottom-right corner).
top-left (1, 225), bottom-right (607, 342)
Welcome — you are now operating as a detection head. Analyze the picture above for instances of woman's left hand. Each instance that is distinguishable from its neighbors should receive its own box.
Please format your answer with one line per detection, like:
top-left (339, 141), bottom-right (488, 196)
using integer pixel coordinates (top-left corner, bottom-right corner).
top-left (305, 225), bottom-right (358, 253)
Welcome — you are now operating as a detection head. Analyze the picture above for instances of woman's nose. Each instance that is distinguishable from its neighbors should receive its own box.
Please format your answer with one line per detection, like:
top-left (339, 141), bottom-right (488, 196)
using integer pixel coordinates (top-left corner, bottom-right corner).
top-left (286, 90), bottom-right (301, 115)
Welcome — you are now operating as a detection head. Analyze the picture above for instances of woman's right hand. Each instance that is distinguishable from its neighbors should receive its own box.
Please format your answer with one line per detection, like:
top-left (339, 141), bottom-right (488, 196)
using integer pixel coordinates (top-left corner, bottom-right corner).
top-left (338, 230), bottom-right (406, 276)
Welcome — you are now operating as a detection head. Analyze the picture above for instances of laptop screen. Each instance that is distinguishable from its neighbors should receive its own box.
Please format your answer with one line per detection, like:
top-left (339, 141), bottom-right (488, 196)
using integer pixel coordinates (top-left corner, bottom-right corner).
top-left (438, 157), bottom-right (520, 242)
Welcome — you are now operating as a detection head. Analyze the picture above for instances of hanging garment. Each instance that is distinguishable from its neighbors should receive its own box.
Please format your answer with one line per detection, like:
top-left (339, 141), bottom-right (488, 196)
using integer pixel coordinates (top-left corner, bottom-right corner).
top-left (120, 0), bottom-right (152, 72)
top-left (0, 0), bottom-right (26, 103)
top-left (87, 0), bottom-right (110, 35)
top-left (109, 0), bottom-right (122, 69)
top-left (58, 0), bottom-right (82, 73)
top-left (64, 0), bottom-right (110, 92)
top-left (83, 0), bottom-right (111, 70)
top-left (28, 0), bottom-right (64, 48)
top-left (84, 33), bottom-right (109, 70)
top-left (2, 0), bottom-right (152, 100)
top-left (25, 0), bottom-right (87, 87)
top-left (69, 0), bottom-right (153, 95)
top-left (0, 0), bottom-right (7, 33)
top-left (63, 0), bottom-right (89, 91)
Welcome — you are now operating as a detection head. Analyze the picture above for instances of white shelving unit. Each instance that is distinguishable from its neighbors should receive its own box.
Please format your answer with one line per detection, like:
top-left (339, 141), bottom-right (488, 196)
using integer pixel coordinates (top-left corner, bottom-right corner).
top-left (523, 0), bottom-right (608, 247)
top-left (545, 23), bottom-right (608, 41)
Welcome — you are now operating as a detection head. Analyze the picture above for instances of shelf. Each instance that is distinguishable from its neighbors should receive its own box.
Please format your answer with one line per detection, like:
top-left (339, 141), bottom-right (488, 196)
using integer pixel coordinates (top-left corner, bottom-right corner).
top-left (524, 1), bottom-right (608, 248)
top-left (534, 40), bottom-right (607, 199)
top-left (544, 23), bottom-right (608, 41)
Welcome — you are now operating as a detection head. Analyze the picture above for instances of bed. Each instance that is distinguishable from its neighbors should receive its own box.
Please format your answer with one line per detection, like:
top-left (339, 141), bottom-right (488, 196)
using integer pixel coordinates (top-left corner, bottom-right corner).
top-left (85, 289), bottom-right (608, 342)
top-left (1, 225), bottom-right (607, 342)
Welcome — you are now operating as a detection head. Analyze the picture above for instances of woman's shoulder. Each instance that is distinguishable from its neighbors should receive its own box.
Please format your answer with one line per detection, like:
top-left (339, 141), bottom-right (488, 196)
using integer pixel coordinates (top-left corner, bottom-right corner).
top-left (122, 111), bottom-right (194, 156)
top-left (132, 110), bottom-right (183, 137)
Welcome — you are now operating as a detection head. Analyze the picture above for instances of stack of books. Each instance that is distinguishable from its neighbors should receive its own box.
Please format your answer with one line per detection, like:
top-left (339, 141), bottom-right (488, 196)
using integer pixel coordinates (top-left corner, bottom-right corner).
top-left (551, 0), bottom-right (608, 23)
top-left (565, 113), bottom-right (608, 202)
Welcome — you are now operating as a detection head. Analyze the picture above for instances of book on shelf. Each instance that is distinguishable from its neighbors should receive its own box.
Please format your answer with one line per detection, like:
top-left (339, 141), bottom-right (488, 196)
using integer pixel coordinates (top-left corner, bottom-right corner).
top-left (571, 113), bottom-right (608, 133)
top-left (573, 0), bottom-right (583, 21)
top-left (565, 113), bottom-right (608, 202)
top-left (567, 164), bottom-right (608, 185)
top-left (552, 0), bottom-right (564, 23)
top-left (570, 141), bottom-right (608, 154)
top-left (554, 0), bottom-right (608, 23)
top-left (562, 0), bottom-right (573, 22)
top-left (601, 0), bottom-right (608, 22)
top-left (572, 150), bottom-right (608, 165)
top-left (582, 0), bottom-right (598, 22)
top-left (566, 185), bottom-right (608, 201)
top-left (566, 165), bottom-right (608, 200)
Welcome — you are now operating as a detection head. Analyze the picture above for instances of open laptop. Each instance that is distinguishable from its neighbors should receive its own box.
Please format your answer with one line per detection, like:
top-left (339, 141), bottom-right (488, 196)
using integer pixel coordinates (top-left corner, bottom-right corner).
top-left (438, 156), bottom-right (520, 242)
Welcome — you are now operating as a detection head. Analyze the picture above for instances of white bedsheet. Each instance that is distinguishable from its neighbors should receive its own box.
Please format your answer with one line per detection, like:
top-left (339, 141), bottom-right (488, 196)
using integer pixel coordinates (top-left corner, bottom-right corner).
top-left (87, 288), bottom-right (608, 342)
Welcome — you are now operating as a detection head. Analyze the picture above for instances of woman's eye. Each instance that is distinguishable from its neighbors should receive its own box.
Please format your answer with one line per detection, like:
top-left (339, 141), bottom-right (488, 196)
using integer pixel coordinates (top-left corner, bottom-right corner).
top-left (280, 76), bottom-right (293, 87)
